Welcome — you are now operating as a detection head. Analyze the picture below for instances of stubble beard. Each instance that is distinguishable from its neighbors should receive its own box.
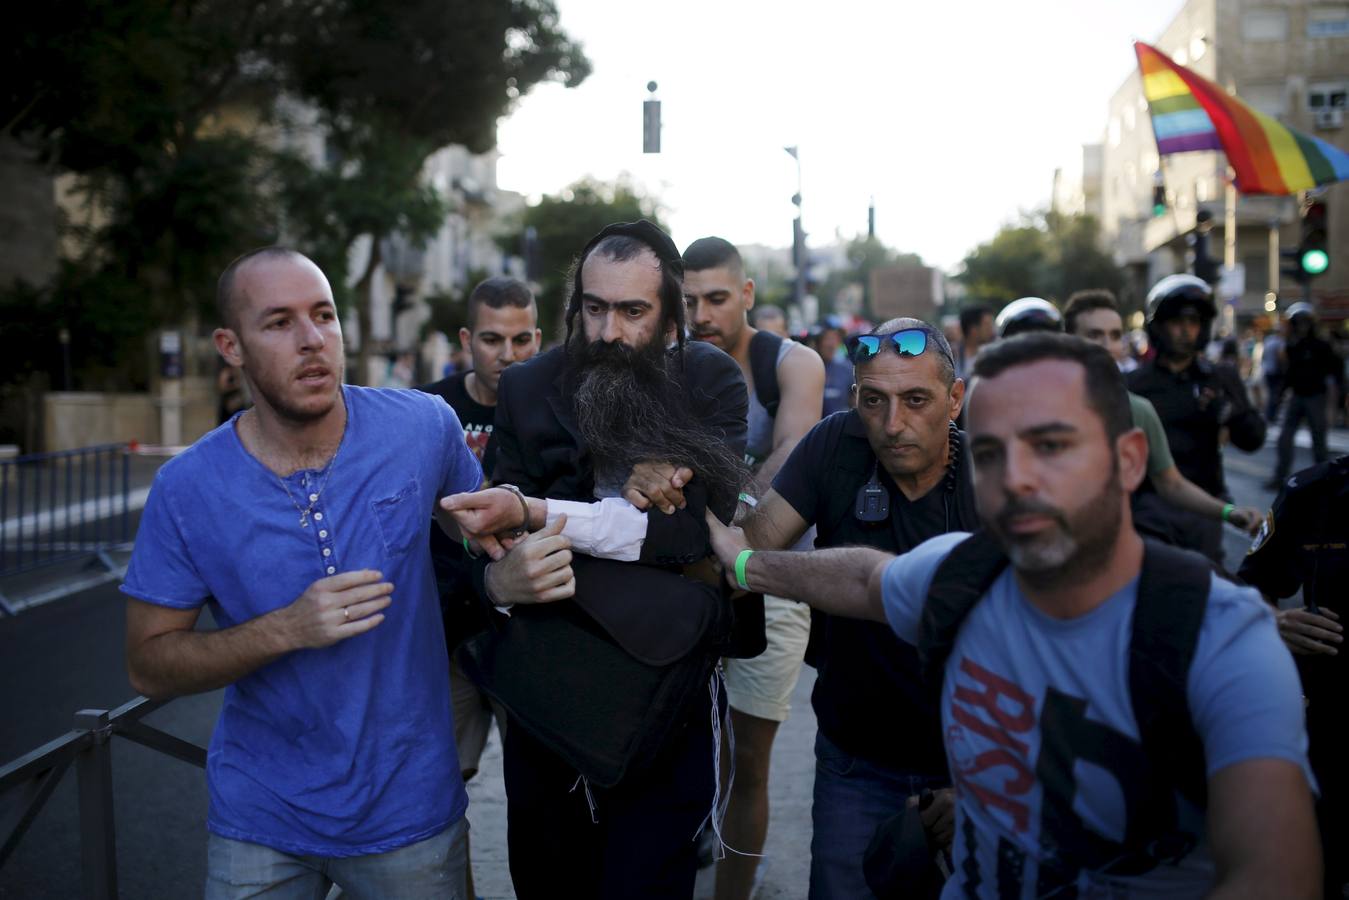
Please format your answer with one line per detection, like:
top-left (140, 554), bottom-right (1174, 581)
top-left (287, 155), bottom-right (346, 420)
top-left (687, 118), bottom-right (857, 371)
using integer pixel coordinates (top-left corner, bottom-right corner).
top-left (986, 468), bottom-right (1124, 590)
top-left (245, 356), bottom-right (345, 426)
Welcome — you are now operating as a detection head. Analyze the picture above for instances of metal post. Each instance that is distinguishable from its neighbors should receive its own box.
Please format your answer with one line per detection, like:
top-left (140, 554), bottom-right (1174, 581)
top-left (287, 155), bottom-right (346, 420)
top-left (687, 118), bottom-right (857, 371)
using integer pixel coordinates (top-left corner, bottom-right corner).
top-left (786, 146), bottom-right (805, 310)
top-left (1224, 169), bottom-right (1237, 274)
top-left (1269, 220), bottom-right (1280, 304)
top-left (74, 709), bottom-right (117, 900)
top-left (121, 447), bottom-right (129, 545)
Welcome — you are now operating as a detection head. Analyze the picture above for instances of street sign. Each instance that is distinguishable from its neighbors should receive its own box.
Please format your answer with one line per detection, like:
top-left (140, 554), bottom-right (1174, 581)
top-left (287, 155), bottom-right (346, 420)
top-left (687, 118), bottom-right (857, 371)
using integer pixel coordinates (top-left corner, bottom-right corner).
top-left (1217, 263), bottom-right (1245, 300)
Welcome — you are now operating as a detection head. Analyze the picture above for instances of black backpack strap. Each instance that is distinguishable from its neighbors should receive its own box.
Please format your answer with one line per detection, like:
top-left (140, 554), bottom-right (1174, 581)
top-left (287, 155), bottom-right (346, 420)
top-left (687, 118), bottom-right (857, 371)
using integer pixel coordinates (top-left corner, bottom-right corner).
top-left (748, 330), bottom-right (785, 417)
top-left (1131, 539), bottom-right (1212, 817)
top-left (918, 531), bottom-right (1008, 692)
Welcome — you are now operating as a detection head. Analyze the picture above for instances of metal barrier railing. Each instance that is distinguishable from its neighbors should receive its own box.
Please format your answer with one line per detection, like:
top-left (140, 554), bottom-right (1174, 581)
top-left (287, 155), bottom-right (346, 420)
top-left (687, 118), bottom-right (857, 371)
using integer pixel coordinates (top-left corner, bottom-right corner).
top-left (0, 444), bottom-right (131, 585)
top-left (0, 696), bottom-right (205, 900)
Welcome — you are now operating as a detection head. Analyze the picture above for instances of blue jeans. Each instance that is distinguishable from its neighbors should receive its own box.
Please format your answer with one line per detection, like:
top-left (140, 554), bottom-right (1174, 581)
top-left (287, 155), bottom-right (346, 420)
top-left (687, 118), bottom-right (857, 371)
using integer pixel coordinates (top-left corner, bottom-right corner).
top-left (809, 731), bottom-right (948, 900)
top-left (205, 817), bottom-right (468, 900)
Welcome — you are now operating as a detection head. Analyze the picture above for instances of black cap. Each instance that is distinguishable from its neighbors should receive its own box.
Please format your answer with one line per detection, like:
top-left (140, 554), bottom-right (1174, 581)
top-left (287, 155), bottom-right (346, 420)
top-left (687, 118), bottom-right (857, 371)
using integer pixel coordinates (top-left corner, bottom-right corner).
top-left (578, 219), bottom-right (682, 280)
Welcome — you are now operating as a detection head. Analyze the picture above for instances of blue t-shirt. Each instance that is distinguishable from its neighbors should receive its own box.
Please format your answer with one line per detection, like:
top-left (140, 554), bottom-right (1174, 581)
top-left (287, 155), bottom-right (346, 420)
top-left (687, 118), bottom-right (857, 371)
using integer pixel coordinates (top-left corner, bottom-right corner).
top-left (881, 533), bottom-right (1313, 898)
top-left (121, 385), bottom-right (483, 857)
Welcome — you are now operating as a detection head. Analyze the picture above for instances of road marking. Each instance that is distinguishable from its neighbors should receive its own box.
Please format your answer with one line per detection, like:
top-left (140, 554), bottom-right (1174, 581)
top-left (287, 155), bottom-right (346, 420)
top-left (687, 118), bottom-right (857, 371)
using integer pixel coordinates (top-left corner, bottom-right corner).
top-left (0, 487), bottom-right (152, 539)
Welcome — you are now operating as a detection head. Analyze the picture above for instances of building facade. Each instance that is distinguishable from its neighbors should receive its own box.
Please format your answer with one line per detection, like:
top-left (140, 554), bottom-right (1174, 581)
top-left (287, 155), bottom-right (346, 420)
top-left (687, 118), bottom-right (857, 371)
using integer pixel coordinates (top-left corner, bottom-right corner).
top-left (1088, 0), bottom-right (1348, 323)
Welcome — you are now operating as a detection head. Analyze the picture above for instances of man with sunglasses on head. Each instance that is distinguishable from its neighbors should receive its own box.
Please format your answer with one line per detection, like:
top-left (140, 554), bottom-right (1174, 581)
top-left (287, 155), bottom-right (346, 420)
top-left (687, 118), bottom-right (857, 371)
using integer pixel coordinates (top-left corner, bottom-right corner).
top-left (731, 317), bottom-right (977, 899)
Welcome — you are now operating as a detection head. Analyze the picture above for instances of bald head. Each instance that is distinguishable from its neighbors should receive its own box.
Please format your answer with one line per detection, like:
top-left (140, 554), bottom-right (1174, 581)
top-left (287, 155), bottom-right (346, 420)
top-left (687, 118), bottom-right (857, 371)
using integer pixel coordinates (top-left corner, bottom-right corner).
top-left (216, 247), bottom-right (322, 330)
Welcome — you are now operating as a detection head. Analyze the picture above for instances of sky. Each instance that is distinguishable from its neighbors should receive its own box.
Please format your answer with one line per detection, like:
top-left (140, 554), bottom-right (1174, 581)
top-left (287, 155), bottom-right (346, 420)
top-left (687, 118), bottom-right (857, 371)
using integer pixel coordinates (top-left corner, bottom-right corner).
top-left (495, 0), bottom-right (1186, 273)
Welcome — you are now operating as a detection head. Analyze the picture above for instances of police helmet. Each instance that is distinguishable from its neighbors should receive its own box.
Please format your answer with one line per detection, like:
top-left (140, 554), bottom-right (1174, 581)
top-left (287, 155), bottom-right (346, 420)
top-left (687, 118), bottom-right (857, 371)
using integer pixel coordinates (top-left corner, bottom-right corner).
top-left (1145, 274), bottom-right (1214, 326)
top-left (996, 297), bottom-right (1063, 339)
top-left (1145, 274), bottom-right (1215, 353)
top-left (1284, 301), bottom-right (1316, 323)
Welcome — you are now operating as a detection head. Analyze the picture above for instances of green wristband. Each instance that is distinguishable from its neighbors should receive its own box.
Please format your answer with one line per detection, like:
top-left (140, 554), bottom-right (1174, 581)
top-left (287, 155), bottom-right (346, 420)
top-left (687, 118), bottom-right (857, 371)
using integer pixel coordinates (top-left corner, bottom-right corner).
top-left (1221, 503), bottom-right (1234, 523)
top-left (734, 549), bottom-right (754, 591)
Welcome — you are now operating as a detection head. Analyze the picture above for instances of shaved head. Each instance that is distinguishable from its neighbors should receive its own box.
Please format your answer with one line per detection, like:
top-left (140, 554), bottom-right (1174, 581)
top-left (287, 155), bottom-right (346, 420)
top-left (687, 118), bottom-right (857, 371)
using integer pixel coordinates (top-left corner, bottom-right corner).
top-left (216, 247), bottom-right (315, 330)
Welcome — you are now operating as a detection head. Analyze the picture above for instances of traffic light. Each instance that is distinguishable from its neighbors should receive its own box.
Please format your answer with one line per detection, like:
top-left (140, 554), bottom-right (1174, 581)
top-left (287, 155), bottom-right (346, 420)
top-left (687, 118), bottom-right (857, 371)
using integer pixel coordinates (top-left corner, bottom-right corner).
top-left (1151, 183), bottom-right (1167, 217)
top-left (1299, 200), bottom-right (1329, 278)
top-left (1192, 209), bottom-right (1219, 284)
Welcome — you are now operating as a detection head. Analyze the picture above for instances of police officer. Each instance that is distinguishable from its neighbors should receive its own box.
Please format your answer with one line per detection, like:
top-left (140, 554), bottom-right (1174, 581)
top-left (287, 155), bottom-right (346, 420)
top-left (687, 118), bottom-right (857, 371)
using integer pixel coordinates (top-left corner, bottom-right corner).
top-left (994, 296), bottom-right (1062, 339)
top-left (1266, 303), bottom-right (1343, 489)
top-left (1240, 454), bottom-right (1349, 899)
top-left (1128, 275), bottom-right (1265, 566)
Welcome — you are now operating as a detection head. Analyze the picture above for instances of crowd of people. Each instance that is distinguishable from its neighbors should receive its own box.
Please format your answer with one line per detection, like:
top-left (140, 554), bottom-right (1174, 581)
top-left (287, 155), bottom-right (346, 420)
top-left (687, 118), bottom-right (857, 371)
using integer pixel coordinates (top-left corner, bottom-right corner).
top-left (119, 221), bottom-right (1347, 899)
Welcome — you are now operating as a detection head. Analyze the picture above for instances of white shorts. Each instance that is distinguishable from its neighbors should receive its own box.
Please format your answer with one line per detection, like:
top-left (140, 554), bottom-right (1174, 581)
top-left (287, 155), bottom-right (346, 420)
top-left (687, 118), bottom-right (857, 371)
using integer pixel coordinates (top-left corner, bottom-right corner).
top-left (450, 654), bottom-right (505, 778)
top-left (721, 594), bottom-right (811, 723)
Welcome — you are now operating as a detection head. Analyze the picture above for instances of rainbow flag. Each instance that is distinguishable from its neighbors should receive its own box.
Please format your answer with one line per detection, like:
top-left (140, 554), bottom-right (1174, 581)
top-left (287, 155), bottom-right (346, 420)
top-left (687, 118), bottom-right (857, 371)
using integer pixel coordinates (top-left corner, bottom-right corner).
top-left (1135, 40), bottom-right (1349, 195)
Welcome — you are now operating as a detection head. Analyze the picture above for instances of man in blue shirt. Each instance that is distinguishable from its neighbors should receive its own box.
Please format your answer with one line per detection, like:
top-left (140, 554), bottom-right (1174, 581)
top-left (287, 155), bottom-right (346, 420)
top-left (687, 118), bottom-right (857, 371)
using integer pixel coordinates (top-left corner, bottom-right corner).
top-left (121, 248), bottom-right (541, 898)
top-left (707, 333), bottom-right (1320, 897)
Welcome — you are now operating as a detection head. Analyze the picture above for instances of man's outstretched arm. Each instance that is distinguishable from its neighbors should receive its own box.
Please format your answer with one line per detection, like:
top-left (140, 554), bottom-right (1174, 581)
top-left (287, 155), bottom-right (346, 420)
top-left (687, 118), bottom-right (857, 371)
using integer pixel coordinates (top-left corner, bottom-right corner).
top-left (705, 510), bottom-right (891, 623)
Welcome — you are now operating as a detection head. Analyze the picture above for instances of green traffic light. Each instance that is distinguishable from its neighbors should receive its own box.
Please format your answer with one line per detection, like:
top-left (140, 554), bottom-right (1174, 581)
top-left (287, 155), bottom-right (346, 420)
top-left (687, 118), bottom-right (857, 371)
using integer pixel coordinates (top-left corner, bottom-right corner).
top-left (1301, 248), bottom-right (1329, 276)
top-left (1153, 204), bottom-right (1166, 217)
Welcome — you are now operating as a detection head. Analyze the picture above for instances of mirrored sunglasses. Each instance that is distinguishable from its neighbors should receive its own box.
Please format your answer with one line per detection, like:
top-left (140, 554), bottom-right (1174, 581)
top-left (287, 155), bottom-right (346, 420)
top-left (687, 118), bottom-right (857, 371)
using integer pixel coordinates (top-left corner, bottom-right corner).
top-left (845, 328), bottom-right (941, 364)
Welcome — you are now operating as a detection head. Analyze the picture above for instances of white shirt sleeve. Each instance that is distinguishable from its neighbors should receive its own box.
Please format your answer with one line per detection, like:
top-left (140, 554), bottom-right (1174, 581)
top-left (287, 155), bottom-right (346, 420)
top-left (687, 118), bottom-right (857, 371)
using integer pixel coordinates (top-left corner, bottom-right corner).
top-left (546, 497), bottom-right (649, 562)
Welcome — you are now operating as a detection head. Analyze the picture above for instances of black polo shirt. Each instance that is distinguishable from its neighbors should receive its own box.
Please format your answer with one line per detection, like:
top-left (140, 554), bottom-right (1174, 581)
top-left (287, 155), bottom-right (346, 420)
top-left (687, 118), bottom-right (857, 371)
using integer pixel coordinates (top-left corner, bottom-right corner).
top-left (773, 410), bottom-right (976, 775)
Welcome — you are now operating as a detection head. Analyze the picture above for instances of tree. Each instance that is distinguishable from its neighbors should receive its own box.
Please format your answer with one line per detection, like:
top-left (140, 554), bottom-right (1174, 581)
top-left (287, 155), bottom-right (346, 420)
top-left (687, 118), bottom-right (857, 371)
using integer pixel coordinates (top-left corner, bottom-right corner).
top-left (956, 211), bottom-right (1123, 309)
top-left (273, 0), bottom-right (591, 381)
top-left (5, 0), bottom-right (290, 388)
top-left (4, 0), bottom-right (591, 388)
top-left (508, 177), bottom-right (665, 340)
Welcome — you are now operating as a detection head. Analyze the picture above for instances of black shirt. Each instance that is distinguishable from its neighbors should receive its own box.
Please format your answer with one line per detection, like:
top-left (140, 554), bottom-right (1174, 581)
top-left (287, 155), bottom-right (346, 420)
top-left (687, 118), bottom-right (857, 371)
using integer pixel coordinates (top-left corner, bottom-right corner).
top-left (420, 371), bottom-right (498, 477)
top-left (773, 411), bottom-right (976, 775)
top-left (417, 371), bottom-right (494, 648)
top-left (1284, 334), bottom-right (1343, 398)
top-left (1238, 456), bottom-right (1349, 714)
top-left (1128, 357), bottom-right (1265, 497)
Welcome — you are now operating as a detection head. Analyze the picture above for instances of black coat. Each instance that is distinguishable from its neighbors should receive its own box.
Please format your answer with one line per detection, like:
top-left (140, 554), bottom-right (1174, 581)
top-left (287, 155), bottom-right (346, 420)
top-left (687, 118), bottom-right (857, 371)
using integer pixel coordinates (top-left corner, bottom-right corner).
top-left (490, 340), bottom-right (749, 566)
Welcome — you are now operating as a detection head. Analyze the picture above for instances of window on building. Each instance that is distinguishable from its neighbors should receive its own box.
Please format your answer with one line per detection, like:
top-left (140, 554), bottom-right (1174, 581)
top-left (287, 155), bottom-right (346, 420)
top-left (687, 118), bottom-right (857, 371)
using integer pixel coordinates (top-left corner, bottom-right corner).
top-left (1242, 9), bottom-right (1290, 40)
top-left (1308, 81), bottom-right (1349, 110)
top-left (1242, 82), bottom-right (1289, 118)
top-left (1308, 6), bottom-right (1349, 38)
top-left (1109, 117), bottom-right (1121, 147)
top-left (1125, 105), bottom-right (1136, 130)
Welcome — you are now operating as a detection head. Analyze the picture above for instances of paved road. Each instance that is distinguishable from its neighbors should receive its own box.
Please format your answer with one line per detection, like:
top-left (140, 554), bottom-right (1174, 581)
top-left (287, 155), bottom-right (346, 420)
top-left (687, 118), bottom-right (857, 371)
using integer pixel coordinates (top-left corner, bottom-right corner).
top-left (0, 432), bottom-right (1340, 898)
